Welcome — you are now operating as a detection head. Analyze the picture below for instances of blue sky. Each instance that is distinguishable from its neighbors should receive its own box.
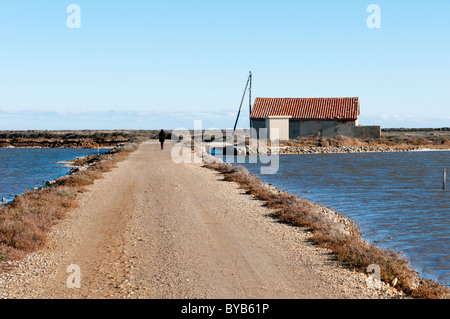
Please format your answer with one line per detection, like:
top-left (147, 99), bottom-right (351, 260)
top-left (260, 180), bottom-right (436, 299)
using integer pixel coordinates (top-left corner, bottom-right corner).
top-left (0, 0), bottom-right (449, 130)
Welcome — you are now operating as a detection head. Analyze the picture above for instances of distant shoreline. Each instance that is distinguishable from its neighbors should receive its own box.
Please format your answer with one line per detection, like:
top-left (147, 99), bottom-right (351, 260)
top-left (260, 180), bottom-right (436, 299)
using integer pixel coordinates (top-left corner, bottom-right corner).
top-left (272, 145), bottom-right (450, 155)
top-left (0, 130), bottom-right (156, 149)
top-left (0, 146), bottom-right (113, 149)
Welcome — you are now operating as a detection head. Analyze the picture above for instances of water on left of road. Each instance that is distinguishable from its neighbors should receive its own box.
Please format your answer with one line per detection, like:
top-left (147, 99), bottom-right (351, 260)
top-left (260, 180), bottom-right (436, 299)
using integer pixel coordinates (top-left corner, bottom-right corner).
top-left (0, 148), bottom-right (110, 203)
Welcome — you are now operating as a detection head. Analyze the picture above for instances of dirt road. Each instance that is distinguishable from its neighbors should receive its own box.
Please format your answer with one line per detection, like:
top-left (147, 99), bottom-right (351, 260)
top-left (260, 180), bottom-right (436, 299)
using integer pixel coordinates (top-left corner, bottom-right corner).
top-left (0, 141), bottom-right (399, 299)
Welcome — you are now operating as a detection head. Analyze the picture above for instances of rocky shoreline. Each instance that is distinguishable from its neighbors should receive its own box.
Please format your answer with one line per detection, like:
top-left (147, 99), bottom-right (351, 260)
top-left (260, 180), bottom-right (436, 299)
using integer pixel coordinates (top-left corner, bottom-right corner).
top-left (262, 182), bottom-right (361, 237)
top-left (200, 145), bottom-right (364, 239)
top-left (276, 145), bottom-right (422, 154)
top-left (43, 143), bottom-right (129, 187)
top-left (244, 145), bottom-right (450, 155)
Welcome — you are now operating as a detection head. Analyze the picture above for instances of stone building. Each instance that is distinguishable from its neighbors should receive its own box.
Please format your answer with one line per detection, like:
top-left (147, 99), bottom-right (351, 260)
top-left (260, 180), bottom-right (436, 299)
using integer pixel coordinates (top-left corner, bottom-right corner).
top-left (250, 97), bottom-right (380, 141)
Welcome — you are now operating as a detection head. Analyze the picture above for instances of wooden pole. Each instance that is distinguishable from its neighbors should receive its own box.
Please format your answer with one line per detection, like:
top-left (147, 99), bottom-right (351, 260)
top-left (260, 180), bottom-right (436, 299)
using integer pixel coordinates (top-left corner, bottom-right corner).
top-left (442, 168), bottom-right (446, 190)
top-left (249, 71), bottom-right (252, 131)
top-left (233, 72), bottom-right (251, 134)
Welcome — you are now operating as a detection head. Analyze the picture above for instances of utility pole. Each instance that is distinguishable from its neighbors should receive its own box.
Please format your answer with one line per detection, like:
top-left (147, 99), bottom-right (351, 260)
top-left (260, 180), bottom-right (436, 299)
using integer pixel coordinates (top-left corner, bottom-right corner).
top-left (233, 71), bottom-right (252, 134)
top-left (249, 71), bottom-right (252, 133)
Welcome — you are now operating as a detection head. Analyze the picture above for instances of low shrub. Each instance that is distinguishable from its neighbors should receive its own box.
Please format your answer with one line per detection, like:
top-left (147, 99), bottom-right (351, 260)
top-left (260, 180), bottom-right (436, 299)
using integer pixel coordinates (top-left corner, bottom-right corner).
top-left (92, 160), bottom-right (117, 173)
top-left (54, 170), bottom-right (102, 188)
top-left (412, 279), bottom-right (450, 299)
top-left (0, 187), bottom-right (79, 254)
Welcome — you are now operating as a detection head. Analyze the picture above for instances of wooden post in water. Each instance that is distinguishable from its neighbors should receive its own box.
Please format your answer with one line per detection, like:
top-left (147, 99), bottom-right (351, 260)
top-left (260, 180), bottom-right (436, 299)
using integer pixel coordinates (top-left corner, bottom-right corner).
top-left (444, 168), bottom-right (447, 190)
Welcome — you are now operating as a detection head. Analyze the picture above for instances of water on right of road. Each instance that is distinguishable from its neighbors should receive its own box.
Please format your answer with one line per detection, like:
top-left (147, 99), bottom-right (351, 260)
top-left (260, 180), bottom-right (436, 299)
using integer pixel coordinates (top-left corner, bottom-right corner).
top-left (232, 150), bottom-right (450, 287)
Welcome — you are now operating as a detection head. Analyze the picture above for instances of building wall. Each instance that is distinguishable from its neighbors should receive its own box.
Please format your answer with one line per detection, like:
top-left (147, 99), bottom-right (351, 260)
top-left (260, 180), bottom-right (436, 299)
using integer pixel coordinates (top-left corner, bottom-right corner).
top-left (336, 121), bottom-right (357, 137)
top-left (251, 118), bottom-right (380, 139)
top-left (355, 125), bottom-right (381, 139)
top-left (265, 116), bottom-right (291, 142)
top-left (251, 119), bottom-right (266, 138)
top-left (298, 120), bottom-right (322, 137)
top-left (289, 120), bottom-right (357, 139)
top-left (321, 120), bottom-right (338, 138)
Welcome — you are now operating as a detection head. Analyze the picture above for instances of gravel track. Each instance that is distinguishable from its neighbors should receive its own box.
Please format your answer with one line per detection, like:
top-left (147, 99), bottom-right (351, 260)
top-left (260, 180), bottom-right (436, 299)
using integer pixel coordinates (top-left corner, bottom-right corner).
top-left (0, 141), bottom-right (402, 299)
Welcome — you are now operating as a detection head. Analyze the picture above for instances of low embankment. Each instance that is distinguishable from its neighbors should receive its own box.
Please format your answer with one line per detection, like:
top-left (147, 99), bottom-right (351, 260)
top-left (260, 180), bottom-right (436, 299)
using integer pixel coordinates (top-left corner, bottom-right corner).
top-left (277, 132), bottom-right (450, 154)
top-left (202, 157), bottom-right (449, 299)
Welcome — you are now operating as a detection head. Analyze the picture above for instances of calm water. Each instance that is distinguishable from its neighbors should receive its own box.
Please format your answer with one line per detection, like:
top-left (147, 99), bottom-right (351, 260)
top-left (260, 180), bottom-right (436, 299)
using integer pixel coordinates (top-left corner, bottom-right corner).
top-left (228, 151), bottom-right (449, 286)
top-left (0, 148), bottom-right (110, 203)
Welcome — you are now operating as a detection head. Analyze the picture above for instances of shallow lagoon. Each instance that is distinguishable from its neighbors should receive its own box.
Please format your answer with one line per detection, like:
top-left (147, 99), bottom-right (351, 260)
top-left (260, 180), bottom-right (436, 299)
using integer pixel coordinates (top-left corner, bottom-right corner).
top-left (0, 148), bottom-right (110, 203)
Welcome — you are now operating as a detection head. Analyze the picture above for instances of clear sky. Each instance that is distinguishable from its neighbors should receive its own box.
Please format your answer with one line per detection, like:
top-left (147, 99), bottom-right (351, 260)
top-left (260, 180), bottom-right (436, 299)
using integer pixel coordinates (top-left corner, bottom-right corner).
top-left (0, 0), bottom-right (449, 130)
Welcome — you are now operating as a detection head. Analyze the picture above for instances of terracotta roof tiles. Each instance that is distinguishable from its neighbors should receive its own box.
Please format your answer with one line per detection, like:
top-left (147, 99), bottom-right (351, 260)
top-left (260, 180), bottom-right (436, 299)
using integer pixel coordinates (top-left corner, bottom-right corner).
top-left (250, 97), bottom-right (360, 120)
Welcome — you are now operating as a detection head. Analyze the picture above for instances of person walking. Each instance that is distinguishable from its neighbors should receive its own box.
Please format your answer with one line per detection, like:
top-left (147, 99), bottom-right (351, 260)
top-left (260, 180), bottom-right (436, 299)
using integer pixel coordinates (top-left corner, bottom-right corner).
top-left (158, 129), bottom-right (166, 150)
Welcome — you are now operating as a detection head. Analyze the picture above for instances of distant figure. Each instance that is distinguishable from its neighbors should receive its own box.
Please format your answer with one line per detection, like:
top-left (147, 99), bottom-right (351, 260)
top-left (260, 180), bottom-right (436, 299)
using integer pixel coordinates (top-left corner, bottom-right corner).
top-left (2, 197), bottom-right (6, 205)
top-left (158, 129), bottom-right (166, 150)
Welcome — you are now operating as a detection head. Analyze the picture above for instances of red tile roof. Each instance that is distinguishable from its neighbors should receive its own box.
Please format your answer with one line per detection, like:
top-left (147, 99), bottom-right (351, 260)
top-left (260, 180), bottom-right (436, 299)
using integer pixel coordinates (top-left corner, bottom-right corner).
top-left (250, 97), bottom-right (360, 120)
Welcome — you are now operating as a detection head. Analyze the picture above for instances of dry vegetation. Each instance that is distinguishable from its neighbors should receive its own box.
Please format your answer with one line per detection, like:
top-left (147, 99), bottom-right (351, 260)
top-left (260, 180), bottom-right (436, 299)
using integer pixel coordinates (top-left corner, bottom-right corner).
top-left (0, 138), bottom-right (143, 272)
top-left (203, 161), bottom-right (450, 299)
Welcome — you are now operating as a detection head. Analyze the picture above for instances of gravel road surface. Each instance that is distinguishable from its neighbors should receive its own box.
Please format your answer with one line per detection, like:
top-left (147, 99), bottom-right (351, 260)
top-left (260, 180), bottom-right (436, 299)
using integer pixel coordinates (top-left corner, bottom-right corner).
top-left (0, 141), bottom-right (401, 299)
